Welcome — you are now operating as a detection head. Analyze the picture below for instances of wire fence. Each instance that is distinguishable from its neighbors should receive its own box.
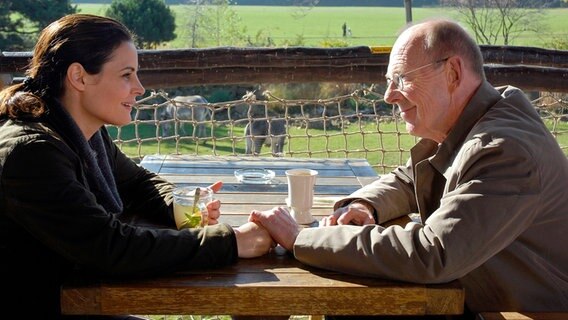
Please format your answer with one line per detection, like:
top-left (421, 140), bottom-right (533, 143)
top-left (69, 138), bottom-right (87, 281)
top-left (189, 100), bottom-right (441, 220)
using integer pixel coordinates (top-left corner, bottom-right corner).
top-left (109, 87), bottom-right (568, 174)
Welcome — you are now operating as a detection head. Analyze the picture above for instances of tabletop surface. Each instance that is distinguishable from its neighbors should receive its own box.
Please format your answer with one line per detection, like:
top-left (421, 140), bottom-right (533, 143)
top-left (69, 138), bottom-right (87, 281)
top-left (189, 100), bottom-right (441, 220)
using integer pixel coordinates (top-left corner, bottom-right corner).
top-left (60, 155), bottom-right (465, 316)
top-left (139, 154), bottom-right (381, 225)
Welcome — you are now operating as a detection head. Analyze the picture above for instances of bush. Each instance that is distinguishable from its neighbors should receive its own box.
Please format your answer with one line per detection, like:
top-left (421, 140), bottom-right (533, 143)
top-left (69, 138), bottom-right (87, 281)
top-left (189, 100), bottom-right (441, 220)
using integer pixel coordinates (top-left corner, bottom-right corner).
top-left (542, 36), bottom-right (568, 49)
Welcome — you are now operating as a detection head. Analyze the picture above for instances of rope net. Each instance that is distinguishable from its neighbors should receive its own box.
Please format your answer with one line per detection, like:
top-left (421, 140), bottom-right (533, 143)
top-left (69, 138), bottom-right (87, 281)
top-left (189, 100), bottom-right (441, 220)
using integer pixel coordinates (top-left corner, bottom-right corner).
top-left (109, 87), bottom-right (568, 174)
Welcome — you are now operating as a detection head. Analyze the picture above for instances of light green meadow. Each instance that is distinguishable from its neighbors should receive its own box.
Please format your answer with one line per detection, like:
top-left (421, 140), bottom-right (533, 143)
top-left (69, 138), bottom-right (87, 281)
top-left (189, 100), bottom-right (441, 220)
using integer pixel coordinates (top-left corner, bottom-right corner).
top-left (74, 4), bottom-right (568, 49)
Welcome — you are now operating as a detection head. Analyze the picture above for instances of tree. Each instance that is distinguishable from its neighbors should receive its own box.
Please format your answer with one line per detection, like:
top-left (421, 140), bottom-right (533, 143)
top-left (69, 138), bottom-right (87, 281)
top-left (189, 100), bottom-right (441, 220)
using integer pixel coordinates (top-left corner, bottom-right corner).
top-left (0, 0), bottom-right (77, 50)
top-left (106, 0), bottom-right (176, 49)
top-left (441, 0), bottom-right (545, 45)
top-left (186, 0), bottom-right (206, 48)
top-left (185, 0), bottom-right (247, 48)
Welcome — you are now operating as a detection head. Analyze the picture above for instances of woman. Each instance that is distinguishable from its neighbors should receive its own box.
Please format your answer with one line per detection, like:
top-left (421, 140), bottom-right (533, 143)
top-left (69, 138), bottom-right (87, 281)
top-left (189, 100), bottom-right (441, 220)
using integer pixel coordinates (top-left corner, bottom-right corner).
top-left (0, 14), bottom-right (273, 319)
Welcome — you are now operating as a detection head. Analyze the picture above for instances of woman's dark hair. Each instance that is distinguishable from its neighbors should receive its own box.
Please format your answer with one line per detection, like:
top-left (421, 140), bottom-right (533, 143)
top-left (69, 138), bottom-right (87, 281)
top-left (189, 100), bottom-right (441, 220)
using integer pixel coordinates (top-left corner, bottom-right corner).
top-left (0, 14), bottom-right (134, 119)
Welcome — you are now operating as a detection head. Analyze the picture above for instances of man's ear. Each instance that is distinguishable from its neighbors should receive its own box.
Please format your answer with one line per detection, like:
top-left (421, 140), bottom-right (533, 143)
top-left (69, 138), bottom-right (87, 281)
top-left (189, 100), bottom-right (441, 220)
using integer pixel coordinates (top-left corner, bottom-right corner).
top-left (447, 56), bottom-right (462, 92)
top-left (66, 62), bottom-right (87, 91)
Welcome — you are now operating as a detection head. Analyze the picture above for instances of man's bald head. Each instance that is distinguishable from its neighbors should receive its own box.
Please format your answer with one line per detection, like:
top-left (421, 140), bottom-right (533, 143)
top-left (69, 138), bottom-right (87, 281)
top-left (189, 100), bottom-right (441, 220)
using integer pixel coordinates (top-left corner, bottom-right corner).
top-left (395, 19), bottom-right (485, 81)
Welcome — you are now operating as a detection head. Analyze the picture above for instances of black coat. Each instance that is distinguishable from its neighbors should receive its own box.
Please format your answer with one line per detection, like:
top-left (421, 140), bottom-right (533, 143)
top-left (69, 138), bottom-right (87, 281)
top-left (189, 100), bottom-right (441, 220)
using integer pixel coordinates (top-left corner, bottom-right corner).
top-left (0, 115), bottom-right (237, 318)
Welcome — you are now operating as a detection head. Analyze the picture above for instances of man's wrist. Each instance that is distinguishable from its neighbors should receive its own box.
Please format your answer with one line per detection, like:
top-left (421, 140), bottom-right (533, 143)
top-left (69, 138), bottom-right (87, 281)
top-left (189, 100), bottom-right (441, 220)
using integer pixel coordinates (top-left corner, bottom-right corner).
top-left (349, 199), bottom-right (370, 211)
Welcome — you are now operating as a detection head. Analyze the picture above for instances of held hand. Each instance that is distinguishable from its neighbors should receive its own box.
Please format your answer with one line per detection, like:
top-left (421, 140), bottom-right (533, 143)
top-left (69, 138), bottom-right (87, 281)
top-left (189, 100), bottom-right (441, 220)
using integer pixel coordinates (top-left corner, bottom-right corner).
top-left (321, 202), bottom-right (375, 226)
top-left (205, 181), bottom-right (223, 225)
top-left (234, 221), bottom-right (275, 258)
top-left (248, 207), bottom-right (300, 251)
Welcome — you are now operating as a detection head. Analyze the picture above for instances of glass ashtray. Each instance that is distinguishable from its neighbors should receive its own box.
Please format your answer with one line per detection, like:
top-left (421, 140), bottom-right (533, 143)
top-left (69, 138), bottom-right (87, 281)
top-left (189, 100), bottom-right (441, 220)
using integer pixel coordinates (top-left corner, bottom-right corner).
top-left (234, 168), bottom-right (275, 184)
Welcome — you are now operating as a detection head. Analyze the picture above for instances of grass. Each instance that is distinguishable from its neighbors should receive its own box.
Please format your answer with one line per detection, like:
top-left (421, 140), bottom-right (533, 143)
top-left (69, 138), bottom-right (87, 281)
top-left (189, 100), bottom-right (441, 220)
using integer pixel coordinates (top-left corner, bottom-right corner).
top-left (73, 4), bottom-right (568, 48)
top-left (108, 119), bottom-right (417, 169)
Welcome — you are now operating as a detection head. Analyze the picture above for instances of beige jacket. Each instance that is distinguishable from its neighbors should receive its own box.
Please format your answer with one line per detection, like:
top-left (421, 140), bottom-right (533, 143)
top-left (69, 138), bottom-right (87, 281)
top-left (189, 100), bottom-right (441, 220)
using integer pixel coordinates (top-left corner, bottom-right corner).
top-left (294, 82), bottom-right (568, 312)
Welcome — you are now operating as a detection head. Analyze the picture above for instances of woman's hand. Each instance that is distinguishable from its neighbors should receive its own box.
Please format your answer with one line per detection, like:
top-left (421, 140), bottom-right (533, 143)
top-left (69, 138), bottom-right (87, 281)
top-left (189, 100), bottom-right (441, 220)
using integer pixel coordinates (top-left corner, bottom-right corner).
top-left (205, 181), bottom-right (223, 225)
top-left (234, 221), bottom-right (275, 258)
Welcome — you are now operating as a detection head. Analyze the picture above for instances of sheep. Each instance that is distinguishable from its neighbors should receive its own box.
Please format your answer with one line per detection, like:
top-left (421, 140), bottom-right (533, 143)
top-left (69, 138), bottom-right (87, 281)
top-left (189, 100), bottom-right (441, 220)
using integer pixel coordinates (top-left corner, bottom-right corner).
top-left (160, 95), bottom-right (211, 137)
top-left (244, 118), bottom-right (286, 156)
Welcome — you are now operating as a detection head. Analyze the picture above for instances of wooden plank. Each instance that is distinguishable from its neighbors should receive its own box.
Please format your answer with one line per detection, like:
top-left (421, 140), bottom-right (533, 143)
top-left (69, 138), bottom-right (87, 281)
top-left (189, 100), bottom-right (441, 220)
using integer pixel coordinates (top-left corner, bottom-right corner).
top-left (60, 287), bottom-right (101, 316)
top-left (215, 193), bottom-right (342, 205)
top-left (170, 182), bottom-right (360, 195)
top-left (477, 312), bottom-right (568, 320)
top-left (347, 158), bottom-right (378, 177)
top-left (5, 46), bottom-right (568, 74)
top-left (159, 174), bottom-right (361, 186)
top-left (139, 154), bottom-right (165, 173)
top-left (480, 45), bottom-right (568, 68)
top-left (96, 286), bottom-right (424, 315)
top-left (218, 206), bottom-right (332, 218)
top-left (157, 156), bottom-right (361, 169)
top-left (62, 272), bottom-right (463, 316)
top-left (425, 282), bottom-right (466, 315)
top-left (157, 167), bottom-right (356, 177)
top-left (5, 47), bottom-right (568, 91)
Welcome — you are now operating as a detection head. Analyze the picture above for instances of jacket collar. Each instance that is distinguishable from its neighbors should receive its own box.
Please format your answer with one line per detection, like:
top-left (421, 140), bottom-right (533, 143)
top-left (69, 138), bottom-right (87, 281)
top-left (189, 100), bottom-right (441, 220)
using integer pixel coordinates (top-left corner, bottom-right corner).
top-left (413, 81), bottom-right (504, 176)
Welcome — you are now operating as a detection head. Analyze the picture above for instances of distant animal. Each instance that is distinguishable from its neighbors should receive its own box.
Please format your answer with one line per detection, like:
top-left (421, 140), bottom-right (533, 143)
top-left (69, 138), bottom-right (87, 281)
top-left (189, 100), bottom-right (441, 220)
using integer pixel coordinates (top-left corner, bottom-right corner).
top-left (160, 95), bottom-right (211, 137)
top-left (245, 118), bottom-right (287, 156)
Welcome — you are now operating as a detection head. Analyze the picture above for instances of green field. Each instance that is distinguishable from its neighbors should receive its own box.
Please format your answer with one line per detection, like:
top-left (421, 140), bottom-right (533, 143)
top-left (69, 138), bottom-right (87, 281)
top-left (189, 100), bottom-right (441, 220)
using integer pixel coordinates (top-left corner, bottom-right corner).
top-left (75, 4), bottom-right (568, 48)
top-left (108, 120), bottom-right (418, 173)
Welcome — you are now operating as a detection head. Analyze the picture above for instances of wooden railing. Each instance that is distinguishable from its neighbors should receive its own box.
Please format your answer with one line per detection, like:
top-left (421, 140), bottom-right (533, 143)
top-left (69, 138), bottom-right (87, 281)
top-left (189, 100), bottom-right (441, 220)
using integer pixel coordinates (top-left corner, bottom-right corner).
top-left (1, 46), bottom-right (567, 92)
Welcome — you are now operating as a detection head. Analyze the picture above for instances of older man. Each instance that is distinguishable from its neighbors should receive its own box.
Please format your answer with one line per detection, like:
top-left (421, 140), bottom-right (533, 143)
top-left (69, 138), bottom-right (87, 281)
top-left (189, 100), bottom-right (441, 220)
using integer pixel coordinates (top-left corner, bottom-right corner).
top-left (250, 19), bottom-right (568, 313)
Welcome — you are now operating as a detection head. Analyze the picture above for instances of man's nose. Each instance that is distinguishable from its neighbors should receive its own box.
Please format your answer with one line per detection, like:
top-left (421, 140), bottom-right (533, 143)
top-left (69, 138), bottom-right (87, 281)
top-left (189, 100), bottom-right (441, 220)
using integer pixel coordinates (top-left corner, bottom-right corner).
top-left (384, 81), bottom-right (400, 105)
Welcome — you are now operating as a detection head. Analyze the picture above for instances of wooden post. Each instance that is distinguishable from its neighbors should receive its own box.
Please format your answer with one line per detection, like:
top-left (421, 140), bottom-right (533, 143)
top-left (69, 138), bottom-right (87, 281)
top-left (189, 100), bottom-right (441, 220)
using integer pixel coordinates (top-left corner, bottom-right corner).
top-left (0, 74), bottom-right (11, 89)
top-left (0, 52), bottom-right (13, 88)
top-left (404, 0), bottom-right (413, 24)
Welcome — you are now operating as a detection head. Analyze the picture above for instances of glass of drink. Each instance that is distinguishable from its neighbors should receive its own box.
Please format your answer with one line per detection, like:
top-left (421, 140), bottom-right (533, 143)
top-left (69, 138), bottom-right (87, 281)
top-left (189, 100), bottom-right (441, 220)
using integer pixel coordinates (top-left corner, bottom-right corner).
top-left (172, 186), bottom-right (213, 229)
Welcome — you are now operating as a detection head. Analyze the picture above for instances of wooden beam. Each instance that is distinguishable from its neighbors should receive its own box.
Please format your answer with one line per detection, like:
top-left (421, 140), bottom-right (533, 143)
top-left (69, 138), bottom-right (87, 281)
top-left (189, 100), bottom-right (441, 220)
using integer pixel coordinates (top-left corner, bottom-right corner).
top-left (2, 47), bottom-right (568, 92)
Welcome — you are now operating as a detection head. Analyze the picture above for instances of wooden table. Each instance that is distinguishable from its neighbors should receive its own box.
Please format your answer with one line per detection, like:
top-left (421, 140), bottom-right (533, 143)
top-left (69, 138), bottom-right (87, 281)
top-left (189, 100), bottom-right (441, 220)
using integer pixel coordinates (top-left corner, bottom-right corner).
top-left (60, 155), bottom-right (465, 317)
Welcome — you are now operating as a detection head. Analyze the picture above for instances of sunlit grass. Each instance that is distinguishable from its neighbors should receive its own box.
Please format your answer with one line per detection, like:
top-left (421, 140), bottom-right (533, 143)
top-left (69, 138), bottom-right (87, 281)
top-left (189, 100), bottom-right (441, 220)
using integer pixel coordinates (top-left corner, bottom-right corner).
top-left (74, 4), bottom-right (567, 49)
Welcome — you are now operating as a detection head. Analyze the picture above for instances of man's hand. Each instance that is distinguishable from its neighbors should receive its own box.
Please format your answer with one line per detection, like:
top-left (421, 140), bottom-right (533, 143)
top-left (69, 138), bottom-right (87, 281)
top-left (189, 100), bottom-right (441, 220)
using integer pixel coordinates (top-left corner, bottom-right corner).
top-left (248, 207), bottom-right (300, 251)
top-left (321, 201), bottom-right (376, 226)
top-left (205, 181), bottom-right (223, 225)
